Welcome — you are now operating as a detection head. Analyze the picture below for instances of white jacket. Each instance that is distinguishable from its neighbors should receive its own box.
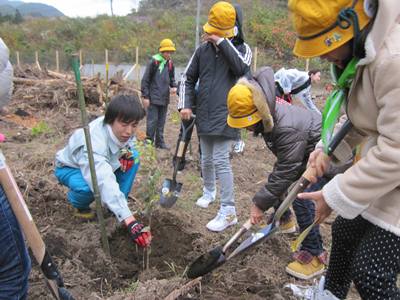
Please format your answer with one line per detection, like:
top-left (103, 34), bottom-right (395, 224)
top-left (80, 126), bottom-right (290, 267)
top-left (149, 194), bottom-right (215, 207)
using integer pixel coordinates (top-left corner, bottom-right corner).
top-left (0, 38), bottom-right (13, 108)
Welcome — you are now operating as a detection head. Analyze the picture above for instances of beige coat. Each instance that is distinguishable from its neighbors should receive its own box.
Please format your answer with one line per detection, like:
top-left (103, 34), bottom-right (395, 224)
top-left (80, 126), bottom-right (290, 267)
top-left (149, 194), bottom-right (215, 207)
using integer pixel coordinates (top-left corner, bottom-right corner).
top-left (323, 0), bottom-right (400, 236)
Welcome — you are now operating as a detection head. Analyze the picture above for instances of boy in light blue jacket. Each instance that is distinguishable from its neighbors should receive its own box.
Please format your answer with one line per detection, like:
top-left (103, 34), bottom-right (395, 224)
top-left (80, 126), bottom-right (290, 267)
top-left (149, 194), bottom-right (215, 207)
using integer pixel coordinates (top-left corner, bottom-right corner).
top-left (55, 94), bottom-right (151, 248)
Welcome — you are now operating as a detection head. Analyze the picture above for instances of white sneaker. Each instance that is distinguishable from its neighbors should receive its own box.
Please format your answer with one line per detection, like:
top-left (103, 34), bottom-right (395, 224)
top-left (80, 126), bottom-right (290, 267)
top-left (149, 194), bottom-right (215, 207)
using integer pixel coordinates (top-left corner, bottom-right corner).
top-left (233, 140), bottom-right (245, 153)
top-left (284, 276), bottom-right (339, 300)
top-left (206, 206), bottom-right (238, 232)
top-left (196, 188), bottom-right (216, 208)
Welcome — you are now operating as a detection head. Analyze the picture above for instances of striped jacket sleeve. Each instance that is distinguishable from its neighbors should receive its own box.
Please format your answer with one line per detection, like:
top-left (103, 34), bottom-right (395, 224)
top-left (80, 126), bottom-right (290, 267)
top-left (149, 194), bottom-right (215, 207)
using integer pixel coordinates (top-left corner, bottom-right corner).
top-left (178, 49), bottom-right (199, 110)
top-left (218, 39), bottom-right (252, 77)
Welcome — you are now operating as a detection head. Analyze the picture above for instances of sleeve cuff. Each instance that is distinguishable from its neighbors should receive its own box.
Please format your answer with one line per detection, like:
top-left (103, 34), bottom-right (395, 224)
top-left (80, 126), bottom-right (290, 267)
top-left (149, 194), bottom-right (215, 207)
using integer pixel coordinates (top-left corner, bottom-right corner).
top-left (216, 37), bottom-right (224, 45)
top-left (110, 206), bottom-right (132, 222)
top-left (322, 175), bottom-right (368, 219)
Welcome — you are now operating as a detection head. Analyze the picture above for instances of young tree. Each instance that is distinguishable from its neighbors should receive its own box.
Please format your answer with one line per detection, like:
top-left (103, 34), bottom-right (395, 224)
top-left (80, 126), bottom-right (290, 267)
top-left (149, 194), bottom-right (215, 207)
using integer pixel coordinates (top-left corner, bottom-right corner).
top-left (13, 9), bottom-right (23, 24)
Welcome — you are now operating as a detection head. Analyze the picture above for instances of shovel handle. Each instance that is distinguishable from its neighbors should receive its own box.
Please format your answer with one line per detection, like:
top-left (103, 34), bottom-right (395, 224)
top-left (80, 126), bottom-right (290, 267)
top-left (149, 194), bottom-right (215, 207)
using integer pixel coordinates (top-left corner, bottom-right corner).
top-left (222, 219), bottom-right (252, 253)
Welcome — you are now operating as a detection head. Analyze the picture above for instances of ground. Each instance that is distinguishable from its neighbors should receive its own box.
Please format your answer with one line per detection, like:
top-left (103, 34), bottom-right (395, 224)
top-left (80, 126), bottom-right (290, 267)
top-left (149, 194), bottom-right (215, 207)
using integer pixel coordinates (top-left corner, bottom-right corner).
top-left (0, 69), bottom-right (362, 299)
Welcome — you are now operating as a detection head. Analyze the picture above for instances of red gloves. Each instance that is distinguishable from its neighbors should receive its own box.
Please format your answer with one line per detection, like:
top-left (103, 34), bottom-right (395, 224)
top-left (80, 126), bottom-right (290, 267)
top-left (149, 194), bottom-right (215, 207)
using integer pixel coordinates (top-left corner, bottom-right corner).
top-left (127, 220), bottom-right (152, 248)
top-left (119, 148), bottom-right (134, 172)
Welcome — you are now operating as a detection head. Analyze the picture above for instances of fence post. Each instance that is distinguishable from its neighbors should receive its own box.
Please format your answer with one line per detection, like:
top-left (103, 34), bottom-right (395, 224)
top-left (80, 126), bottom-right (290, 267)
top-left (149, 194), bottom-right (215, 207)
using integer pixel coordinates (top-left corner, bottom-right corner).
top-left (56, 50), bottom-right (60, 73)
top-left (79, 49), bottom-right (83, 69)
top-left (135, 46), bottom-right (140, 85)
top-left (305, 58), bottom-right (310, 72)
top-left (252, 47), bottom-right (258, 73)
top-left (35, 51), bottom-right (41, 71)
top-left (16, 51), bottom-right (20, 68)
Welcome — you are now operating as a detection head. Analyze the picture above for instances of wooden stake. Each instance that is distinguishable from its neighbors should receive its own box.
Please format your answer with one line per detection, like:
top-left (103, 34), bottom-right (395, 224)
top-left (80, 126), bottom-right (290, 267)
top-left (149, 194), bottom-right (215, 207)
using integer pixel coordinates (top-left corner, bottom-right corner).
top-left (16, 51), bottom-right (20, 68)
top-left (35, 51), bottom-right (41, 71)
top-left (55, 50), bottom-right (59, 73)
top-left (105, 49), bottom-right (109, 105)
top-left (253, 47), bottom-right (258, 73)
top-left (305, 58), bottom-right (310, 72)
top-left (136, 46), bottom-right (140, 85)
top-left (79, 49), bottom-right (83, 70)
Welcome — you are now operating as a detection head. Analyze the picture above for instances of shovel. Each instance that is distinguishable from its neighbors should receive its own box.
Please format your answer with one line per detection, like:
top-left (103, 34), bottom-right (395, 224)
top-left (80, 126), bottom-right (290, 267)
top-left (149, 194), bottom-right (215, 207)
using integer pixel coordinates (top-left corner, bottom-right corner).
top-left (159, 116), bottom-right (196, 208)
top-left (228, 119), bottom-right (354, 259)
top-left (187, 120), bottom-right (353, 278)
top-left (187, 219), bottom-right (252, 278)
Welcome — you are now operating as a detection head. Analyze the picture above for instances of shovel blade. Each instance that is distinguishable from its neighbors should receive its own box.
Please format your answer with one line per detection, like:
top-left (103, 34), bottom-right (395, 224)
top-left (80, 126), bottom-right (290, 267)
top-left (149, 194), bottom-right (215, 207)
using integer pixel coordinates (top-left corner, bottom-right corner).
top-left (228, 223), bottom-right (278, 259)
top-left (159, 179), bottom-right (183, 208)
top-left (187, 246), bottom-right (226, 279)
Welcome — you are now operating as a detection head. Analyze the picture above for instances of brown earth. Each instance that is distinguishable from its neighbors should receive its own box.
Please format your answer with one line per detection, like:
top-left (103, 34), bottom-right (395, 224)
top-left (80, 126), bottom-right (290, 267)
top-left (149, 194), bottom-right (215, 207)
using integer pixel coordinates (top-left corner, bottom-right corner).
top-left (0, 68), bottom-right (361, 299)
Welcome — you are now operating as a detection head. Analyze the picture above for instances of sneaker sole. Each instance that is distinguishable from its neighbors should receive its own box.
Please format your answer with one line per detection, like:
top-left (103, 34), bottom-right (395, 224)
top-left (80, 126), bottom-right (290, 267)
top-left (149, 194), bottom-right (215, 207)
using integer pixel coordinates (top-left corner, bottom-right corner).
top-left (206, 218), bottom-right (238, 232)
top-left (195, 200), bottom-right (215, 209)
top-left (285, 265), bottom-right (325, 280)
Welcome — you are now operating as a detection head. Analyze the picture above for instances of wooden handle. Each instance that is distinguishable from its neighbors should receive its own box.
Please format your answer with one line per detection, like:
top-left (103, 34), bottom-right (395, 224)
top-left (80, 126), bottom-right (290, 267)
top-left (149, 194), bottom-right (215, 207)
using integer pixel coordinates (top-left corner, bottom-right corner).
top-left (176, 141), bottom-right (185, 158)
top-left (302, 166), bottom-right (317, 182)
top-left (222, 219), bottom-right (252, 253)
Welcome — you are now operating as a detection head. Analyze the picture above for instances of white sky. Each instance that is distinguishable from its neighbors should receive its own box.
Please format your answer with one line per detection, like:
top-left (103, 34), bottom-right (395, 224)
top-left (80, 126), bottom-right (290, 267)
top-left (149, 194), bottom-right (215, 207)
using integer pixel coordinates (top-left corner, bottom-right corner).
top-left (21, 0), bottom-right (140, 17)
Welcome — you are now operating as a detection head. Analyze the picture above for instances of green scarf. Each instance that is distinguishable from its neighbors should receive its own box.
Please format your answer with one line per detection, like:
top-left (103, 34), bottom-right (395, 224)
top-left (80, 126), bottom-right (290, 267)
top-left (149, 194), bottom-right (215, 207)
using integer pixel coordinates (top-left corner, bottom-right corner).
top-left (321, 58), bottom-right (358, 153)
top-left (152, 53), bottom-right (167, 73)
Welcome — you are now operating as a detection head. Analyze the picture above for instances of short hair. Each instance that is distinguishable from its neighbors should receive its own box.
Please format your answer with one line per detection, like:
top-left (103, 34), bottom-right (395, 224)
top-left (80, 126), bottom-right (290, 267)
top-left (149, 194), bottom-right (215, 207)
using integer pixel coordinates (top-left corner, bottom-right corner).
top-left (104, 94), bottom-right (146, 125)
top-left (308, 69), bottom-right (321, 76)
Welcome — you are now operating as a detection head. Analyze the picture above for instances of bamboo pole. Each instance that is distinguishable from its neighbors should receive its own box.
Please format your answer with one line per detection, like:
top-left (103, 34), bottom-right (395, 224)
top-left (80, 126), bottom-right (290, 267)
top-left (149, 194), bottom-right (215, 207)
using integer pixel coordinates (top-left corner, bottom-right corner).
top-left (253, 47), bottom-right (258, 73)
top-left (35, 51), bottom-right (41, 71)
top-left (105, 49), bottom-right (109, 105)
top-left (135, 47), bottom-right (140, 85)
top-left (56, 50), bottom-right (60, 73)
top-left (16, 51), bottom-right (20, 68)
top-left (70, 54), bottom-right (111, 257)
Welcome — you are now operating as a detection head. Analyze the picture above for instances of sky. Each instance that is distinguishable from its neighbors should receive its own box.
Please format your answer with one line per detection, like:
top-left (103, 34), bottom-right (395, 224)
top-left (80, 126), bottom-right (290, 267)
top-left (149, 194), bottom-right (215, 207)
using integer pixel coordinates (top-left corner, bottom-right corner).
top-left (20, 0), bottom-right (140, 17)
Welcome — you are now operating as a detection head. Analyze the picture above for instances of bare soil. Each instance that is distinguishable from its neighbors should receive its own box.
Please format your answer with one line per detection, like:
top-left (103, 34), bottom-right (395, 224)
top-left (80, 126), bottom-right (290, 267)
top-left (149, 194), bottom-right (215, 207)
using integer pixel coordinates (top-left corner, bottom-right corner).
top-left (0, 70), bottom-right (361, 299)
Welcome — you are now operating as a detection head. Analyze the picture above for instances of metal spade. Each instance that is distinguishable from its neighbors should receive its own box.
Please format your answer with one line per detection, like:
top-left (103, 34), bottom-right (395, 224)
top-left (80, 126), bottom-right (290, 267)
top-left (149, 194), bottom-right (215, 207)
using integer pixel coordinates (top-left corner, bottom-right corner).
top-left (159, 116), bottom-right (196, 208)
top-left (187, 219), bottom-right (252, 278)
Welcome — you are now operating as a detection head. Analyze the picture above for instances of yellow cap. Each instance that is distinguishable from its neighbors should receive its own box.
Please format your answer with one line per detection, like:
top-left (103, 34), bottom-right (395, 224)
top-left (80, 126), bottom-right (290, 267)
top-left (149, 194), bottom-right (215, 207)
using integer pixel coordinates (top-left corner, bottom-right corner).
top-left (159, 39), bottom-right (176, 52)
top-left (227, 84), bottom-right (262, 128)
top-left (203, 1), bottom-right (236, 38)
top-left (289, 0), bottom-right (371, 58)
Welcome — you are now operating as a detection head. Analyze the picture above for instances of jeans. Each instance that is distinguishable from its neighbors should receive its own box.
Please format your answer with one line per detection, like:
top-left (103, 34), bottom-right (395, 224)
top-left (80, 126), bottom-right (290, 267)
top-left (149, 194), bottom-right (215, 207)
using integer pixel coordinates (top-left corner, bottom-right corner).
top-left (0, 185), bottom-right (31, 300)
top-left (146, 103), bottom-right (168, 146)
top-left (54, 164), bottom-right (138, 210)
top-left (292, 176), bottom-right (329, 256)
top-left (200, 136), bottom-right (234, 207)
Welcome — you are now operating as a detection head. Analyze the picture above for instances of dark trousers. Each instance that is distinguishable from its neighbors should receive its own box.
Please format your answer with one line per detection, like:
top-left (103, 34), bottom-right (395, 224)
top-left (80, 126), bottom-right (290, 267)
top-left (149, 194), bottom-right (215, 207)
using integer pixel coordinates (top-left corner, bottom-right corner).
top-left (146, 103), bottom-right (168, 146)
top-left (0, 186), bottom-right (31, 300)
top-left (292, 176), bottom-right (329, 256)
top-left (325, 215), bottom-right (400, 299)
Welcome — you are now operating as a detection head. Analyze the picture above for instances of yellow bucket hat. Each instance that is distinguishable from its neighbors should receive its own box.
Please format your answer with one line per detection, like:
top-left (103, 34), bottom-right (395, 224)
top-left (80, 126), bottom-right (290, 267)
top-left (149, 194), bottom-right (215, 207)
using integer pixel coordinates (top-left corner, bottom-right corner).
top-left (159, 39), bottom-right (176, 52)
top-left (203, 1), bottom-right (236, 38)
top-left (289, 0), bottom-right (371, 58)
top-left (227, 84), bottom-right (262, 129)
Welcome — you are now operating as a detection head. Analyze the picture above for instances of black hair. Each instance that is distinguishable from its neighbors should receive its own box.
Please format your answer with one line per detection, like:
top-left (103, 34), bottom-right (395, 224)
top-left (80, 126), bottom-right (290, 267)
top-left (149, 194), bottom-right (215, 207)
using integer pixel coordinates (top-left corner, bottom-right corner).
top-left (252, 121), bottom-right (265, 137)
top-left (308, 69), bottom-right (321, 76)
top-left (104, 94), bottom-right (146, 125)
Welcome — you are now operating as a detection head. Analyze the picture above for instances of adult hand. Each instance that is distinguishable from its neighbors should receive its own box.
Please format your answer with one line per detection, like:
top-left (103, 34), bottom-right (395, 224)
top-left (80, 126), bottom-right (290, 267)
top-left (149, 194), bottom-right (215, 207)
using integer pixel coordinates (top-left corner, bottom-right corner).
top-left (307, 148), bottom-right (331, 183)
top-left (127, 220), bottom-right (152, 247)
top-left (180, 108), bottom-right (192, 120)
top-left (250, 203), bottom-right (264, 225)
top-left (297, 190), bottom-right (332, 224)
top-left (201, 33), bottom-right (222, 44)
top-left (142, 98), bottom-right (150, 109)
top-left (119, 148), bottom-right (134, 172)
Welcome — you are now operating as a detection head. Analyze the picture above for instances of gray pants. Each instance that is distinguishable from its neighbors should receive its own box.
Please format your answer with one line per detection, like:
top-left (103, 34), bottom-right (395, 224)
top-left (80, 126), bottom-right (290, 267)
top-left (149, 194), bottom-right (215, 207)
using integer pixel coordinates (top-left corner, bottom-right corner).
top-left (146, 103), bottom-right (168, 146)
top-left (200, 136), bottom-right (235, 207)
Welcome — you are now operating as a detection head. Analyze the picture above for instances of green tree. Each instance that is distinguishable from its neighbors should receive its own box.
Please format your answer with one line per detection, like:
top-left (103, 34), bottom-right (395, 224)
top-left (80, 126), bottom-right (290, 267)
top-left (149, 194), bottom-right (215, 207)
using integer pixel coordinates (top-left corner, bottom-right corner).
top-left (13, 9), bottom-right (23, 24)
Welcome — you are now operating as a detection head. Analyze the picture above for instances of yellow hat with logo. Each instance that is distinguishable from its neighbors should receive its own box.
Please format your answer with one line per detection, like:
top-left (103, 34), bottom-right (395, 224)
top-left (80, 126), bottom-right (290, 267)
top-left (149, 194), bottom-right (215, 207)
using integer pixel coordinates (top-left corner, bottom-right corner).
top-left (227, 84), bottom-right (262, 128)
top-left (203, 1), bottom-right (236, 38)
top-left (159, 39), bottom-right (176, 52)
top-left (289, 0), bottom-right (372, 58)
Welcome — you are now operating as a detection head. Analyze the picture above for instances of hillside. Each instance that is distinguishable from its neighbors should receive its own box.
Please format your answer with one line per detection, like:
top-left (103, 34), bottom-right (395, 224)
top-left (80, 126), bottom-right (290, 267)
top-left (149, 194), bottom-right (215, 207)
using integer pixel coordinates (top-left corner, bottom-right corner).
top-left (0, 0), bottom-right (64, 17)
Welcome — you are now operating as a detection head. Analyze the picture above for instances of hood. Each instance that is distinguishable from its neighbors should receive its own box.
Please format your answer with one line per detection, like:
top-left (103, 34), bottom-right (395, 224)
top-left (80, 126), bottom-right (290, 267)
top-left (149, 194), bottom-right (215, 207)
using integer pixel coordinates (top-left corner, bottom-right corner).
top-left (232, 4), bottom-right (245, 45)
top-left (359, 0), bottom-right (400, 65)
top-left (236, 66), bottom-right (276, 133)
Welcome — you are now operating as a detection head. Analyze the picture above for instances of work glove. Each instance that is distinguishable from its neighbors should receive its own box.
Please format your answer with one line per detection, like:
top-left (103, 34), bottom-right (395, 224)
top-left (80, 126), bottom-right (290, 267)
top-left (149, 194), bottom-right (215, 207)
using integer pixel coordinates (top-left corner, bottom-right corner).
top-left (119, 148), bottom-right (135, 172)
top-left (127, 220), bottom-right (152, 248)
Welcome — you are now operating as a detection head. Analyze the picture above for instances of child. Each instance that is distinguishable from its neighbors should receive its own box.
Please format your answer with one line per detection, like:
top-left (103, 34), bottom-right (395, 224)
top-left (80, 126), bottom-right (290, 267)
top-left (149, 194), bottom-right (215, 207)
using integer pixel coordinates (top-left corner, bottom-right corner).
top-left (54, 94), bottom-right (151, 248)
top-left (227, 66), bottom-right (327, 279)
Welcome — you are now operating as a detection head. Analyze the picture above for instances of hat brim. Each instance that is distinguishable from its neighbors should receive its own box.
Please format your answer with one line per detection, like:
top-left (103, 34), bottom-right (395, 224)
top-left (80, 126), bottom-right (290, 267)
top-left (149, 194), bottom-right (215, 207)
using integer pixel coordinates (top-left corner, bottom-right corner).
top-left (159, 46), bottom-right (176, 52)
top-left (293, 8), bottom-right (370, 58)
top-left (203, 23), bottom-right (234, 38)
top-left (227, 111), bottom-right (262, 129)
